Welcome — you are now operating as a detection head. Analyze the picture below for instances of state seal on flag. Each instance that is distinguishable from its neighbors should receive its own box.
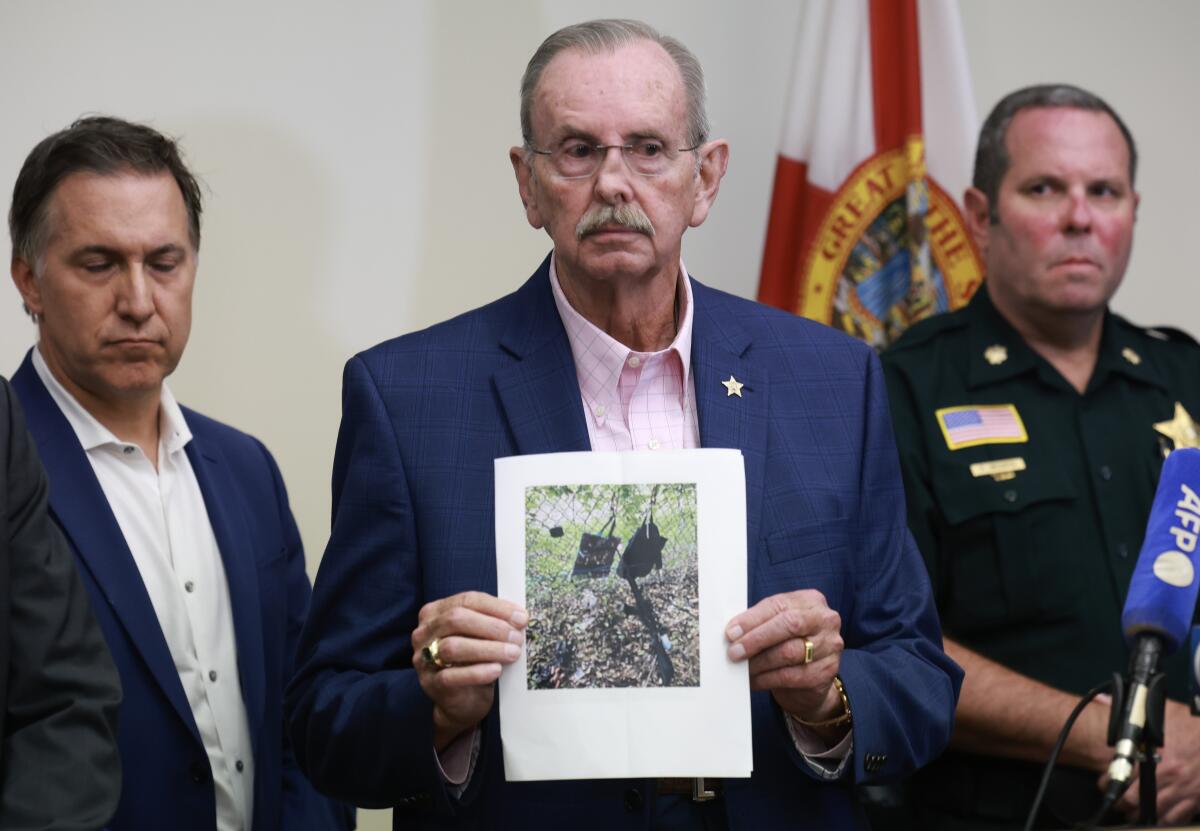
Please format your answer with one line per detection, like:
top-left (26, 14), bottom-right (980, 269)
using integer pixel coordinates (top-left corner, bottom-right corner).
top-left (797, 138), bottom-right (983, 349)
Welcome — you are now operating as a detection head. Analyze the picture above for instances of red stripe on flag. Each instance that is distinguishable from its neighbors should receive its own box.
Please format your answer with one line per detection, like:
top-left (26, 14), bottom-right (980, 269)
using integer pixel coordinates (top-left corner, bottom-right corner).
top-left (869, 0), bottom-right (922, 150)
top-left (757, 156), bottom-right (834, 312)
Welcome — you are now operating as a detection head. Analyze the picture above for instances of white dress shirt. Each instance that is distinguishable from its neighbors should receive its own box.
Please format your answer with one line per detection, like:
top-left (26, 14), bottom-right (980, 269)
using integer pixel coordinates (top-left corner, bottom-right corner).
top-left (34, 348), bottom-right (255, 830)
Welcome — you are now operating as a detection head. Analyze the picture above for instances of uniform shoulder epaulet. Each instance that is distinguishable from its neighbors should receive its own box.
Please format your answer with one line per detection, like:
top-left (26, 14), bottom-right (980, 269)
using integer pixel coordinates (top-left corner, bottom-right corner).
top-left (1110, 310), bottom-right (1200, 349)
top-left (885, 308), bottom-right (969, 354)
top-left (1143, 325), bottom-right (1200, 347)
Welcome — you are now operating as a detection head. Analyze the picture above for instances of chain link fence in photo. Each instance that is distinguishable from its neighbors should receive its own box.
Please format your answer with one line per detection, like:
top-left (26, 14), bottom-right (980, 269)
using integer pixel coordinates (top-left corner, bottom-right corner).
top-left (524, 483), bottom-right (699, 690)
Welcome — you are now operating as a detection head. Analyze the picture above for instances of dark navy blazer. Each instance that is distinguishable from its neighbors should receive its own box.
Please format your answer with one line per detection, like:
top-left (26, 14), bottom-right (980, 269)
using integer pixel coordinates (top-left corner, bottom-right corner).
top-left (12, 354), bottom-right (351, 831)
top-left (287, 259), bottom-right (961, 830)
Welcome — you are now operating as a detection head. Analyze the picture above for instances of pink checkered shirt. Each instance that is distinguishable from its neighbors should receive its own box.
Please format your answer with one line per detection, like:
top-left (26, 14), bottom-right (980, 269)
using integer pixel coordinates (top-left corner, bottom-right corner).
top-left (549, 256), bottom-right (700, 452)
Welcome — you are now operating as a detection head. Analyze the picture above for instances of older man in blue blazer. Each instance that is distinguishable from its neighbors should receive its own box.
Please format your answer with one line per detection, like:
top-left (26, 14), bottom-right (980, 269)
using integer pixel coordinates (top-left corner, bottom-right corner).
top-left (8, 117), bottom-right (350, 831)
top-left (289, 19), bottom-right (960, 830)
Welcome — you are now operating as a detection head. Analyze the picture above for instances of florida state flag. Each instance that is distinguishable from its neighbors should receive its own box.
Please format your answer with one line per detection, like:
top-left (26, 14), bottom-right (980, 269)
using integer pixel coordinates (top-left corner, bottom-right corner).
top-left (757, 0), bottom-right (983, 348)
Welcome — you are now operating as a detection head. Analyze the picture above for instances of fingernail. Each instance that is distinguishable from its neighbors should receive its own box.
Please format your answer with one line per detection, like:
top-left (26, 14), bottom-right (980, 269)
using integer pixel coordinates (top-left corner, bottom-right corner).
top-left (508, 629), bottom-right (525, 645)
top-left (726, 625), bottom-right (743, 641)
top-left (511, 610), bottom-right (529, 627)
top-left (728, 643), bottom-right (745, 661)
top-left (504, 643), bottom-right (520, 660)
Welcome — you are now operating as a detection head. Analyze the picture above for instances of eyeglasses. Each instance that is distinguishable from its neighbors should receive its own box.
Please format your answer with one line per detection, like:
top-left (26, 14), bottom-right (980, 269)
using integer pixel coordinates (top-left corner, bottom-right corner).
top-left (527, 138), bottom-right (701, 180)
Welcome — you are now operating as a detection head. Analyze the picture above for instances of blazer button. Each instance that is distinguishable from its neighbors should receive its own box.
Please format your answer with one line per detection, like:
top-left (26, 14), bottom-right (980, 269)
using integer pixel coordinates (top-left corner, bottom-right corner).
top-left (624, 787), bottom-right (643, 812)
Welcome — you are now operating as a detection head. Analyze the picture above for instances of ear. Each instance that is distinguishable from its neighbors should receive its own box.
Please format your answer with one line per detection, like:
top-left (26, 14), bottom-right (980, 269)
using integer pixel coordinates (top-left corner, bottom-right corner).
top-left (11, 257), bottom-right (44, 319)
top-left (510, 146), bottom-right (544, 230)
top-left (688, 140), bottom-right (730, 228)
top-left (962, 187), bottom-right (992, 254)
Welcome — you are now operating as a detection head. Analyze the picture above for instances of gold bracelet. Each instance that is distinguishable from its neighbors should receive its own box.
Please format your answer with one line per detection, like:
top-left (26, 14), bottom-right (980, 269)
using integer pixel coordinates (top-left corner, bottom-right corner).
top-left (791, 675), bottom-right (852, 728)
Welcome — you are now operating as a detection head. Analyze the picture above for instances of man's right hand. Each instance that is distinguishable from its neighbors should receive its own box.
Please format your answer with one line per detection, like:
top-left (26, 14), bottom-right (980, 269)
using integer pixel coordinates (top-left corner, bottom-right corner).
top-left (412, 591), bottom-right (528, 751)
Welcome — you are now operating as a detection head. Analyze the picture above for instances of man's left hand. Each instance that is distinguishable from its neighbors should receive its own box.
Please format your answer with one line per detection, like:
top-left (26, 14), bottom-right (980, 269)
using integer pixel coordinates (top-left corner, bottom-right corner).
top-left (725, 590), bottom-right (845, 723)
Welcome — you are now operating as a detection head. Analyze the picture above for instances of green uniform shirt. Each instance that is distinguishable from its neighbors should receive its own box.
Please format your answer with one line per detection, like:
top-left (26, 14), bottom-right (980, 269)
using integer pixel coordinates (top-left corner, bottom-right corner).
top-left (881, 285), bottom-right (1200, 827)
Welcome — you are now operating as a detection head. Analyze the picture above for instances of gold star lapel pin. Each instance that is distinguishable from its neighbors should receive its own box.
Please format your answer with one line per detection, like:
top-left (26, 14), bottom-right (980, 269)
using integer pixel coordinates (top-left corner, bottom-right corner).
top-left (984, 345), bottom-right (1008, 366)
top-left (1154, 401), bottom-right (1200, 450)
top-left (721, 376), bottom-right (744, 398)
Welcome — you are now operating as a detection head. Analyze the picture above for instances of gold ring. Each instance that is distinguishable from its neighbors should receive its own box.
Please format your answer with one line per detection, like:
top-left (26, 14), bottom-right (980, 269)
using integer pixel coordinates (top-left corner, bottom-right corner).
top-left (802, 639), bottom-right (814, 665)
top-left (422, 638), bottom-right (450, 669)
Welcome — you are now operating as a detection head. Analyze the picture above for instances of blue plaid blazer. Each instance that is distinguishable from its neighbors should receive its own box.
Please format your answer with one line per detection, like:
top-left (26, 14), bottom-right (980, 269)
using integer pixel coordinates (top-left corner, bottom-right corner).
top-left (288, 257), bottom-right (961, 830)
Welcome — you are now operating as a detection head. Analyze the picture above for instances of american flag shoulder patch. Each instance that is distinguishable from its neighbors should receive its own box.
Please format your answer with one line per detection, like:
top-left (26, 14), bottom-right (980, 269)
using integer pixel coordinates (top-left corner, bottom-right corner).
top-left (935, 404), bottom-right (1028, 451)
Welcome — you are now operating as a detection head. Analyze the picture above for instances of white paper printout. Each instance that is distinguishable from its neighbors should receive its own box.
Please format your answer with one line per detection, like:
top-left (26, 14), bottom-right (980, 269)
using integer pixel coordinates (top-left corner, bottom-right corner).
top-left (495, 448), bottom-right (751, 781)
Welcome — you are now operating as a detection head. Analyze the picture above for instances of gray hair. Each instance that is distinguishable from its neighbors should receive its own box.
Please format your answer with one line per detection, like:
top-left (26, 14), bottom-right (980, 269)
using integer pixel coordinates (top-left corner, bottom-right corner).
top-left (974, 83), bottom-right (1137, 222)
top-left (519, 19), bottom-right (710, 149)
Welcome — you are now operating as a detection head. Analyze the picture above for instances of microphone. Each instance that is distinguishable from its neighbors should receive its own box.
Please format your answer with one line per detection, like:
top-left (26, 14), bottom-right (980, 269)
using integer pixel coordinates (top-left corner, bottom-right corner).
top-left (1104, 448), bottom-right (1200, 803)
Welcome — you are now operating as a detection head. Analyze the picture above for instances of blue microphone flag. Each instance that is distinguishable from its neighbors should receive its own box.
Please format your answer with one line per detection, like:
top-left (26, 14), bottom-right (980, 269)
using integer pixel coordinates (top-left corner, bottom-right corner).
top-left (1122, 448), bottom-right (1200, 655)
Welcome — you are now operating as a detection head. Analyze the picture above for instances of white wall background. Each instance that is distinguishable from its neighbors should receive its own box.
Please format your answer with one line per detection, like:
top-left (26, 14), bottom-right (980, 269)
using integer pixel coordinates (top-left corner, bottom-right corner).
top-left (1, 2), bottom-right (1196, 827)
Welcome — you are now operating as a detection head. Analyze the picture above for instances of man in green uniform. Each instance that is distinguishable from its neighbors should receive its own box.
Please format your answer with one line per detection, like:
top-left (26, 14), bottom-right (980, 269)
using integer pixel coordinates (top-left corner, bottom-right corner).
top-left (882, 84), bottom-right (1200, 829)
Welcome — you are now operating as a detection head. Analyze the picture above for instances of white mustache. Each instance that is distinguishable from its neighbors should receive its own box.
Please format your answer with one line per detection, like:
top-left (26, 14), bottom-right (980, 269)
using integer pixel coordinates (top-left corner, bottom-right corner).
top-left (575, 204), bottom-right (656, 240)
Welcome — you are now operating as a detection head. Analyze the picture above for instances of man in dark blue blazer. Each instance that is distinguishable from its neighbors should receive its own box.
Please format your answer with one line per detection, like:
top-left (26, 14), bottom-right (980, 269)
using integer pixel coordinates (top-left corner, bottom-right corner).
top-left (288, 19), bottom-right (960, 830)
top-left (8, 117), bottom-right (350, 830)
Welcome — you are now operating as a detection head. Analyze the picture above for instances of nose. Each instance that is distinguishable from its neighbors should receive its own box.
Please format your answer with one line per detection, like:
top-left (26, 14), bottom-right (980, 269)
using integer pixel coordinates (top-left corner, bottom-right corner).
top-left (593, 146), bottom-right (634, 205)
top-left (114, 263), bottom-right (155, 323)
top-left (1063, 188), bottom-right (1093, 234)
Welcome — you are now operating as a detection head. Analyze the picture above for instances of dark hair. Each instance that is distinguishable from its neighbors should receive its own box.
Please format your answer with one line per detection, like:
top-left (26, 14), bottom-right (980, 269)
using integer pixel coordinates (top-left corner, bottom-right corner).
top-left (973, 84), bottom-right (1137, 222)
top-left (520, 19), bottom-right (710, 149)
top-left (9, 115), bottom-right (203, 268)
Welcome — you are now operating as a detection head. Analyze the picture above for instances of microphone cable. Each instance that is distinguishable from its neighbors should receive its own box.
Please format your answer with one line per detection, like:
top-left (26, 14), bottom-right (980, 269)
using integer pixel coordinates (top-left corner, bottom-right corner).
top-left (1022, 679), bottom-right (1114, 831)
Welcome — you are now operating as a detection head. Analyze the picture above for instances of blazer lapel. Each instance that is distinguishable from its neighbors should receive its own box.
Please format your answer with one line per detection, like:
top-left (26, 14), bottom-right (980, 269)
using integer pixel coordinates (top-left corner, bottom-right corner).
top-left (11, 355), bottom-right (200, 740)
top-left (493, 261), bottom-right (591, 455)
top-left (490, 269), bottom-right (771, 564)
top-left (185, 431), bottom-right (267, 751)
top-left (690, 281), bottom-right (769, 591)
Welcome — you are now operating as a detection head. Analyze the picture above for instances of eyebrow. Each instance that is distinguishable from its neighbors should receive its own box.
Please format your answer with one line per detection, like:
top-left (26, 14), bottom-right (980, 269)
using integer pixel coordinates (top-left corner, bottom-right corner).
top-left (146, 244), bottom-right (188, 259)
top-left (549, 126), bottom-right (601, 144)
top-left (550, 126), bottom-right (669, 144)
top-left (70, 243), bottom-right (189, 259)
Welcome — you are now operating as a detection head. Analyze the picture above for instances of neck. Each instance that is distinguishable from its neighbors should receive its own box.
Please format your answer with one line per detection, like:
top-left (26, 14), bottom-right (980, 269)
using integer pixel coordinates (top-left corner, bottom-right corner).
top-left (991, 292), bottom-right (1105, 394)
top-left (557, 261), bottom-right (680, 352)
top-left (41, 352), bottom-right (162, 467)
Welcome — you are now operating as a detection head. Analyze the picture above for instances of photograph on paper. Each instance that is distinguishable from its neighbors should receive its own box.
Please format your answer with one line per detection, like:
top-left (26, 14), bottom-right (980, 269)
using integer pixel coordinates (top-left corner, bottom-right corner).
top-left (524, 482), bottom-right (699, 690)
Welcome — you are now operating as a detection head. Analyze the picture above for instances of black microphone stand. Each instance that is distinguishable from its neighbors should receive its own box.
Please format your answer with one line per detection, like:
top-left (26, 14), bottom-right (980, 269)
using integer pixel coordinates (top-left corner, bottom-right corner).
top-left (1139, 752), bottom-right (1157, 827)
top-left (1100, 637), bottom-right (1169, 827)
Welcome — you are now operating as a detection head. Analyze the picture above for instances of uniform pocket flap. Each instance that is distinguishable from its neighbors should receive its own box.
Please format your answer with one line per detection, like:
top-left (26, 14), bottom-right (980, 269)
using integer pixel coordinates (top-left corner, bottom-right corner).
top-left (932, 456), bottom-right (1075, 526)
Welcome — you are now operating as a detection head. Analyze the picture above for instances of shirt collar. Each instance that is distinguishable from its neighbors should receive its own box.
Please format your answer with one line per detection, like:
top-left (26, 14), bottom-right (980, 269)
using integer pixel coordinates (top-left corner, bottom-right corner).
top-left (963, 285), bottom-right (1040, 390)
top-left (32, 345), bottom-right (193, 455)
top-left (549, 252), bottom-right (694, 407)
top-left (1092, 314), bottom-right (1168, 391)
top-left (963, 285), bottom-right (1166, 393)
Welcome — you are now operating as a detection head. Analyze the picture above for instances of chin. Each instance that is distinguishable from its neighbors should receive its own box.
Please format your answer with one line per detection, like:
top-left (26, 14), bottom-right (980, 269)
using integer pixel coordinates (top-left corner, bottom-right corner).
top-left (99, 365), bottom-right (171, 397)
top-left (580, 250), bottom-right (659, 279)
